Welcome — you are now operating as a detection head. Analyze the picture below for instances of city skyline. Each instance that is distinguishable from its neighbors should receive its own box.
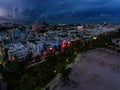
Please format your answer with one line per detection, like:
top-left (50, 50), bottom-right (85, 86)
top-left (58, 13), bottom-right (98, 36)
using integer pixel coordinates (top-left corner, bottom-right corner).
top-left (0, 0), bottom-right (120, 24)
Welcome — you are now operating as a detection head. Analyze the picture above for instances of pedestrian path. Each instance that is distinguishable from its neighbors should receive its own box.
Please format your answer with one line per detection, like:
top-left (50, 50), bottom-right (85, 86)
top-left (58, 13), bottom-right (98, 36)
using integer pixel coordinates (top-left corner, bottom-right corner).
top-left (45, 54), bottom-right (82, 90)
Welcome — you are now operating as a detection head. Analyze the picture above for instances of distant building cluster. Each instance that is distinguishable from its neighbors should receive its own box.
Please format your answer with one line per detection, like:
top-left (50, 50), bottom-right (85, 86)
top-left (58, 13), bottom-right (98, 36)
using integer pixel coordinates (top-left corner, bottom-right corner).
top-left (32, 21), bottom-right (41, 33)
top-left (0, 22), bottom-right (119, 62)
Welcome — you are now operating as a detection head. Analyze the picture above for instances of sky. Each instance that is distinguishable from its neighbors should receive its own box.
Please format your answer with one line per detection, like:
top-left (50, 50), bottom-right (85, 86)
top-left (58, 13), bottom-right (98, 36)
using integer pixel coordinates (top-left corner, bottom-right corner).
top-left (0, 0), bottom-right (120, 24)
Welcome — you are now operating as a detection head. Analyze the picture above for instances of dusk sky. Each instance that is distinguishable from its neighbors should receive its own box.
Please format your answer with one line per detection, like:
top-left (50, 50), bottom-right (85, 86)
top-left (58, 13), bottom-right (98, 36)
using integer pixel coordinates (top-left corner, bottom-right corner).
top-left (0, 0), bottom-right (120, 24)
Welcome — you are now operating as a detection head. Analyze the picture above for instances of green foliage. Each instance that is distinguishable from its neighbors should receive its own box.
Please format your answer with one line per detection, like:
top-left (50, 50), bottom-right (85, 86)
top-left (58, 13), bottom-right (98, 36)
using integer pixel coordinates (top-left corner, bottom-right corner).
top-left (0, 31), bottom-right (119, 90)
top-left (19, 74), bottom-right (36, 90)
top-left (60, 68), bottom-right (72, 83)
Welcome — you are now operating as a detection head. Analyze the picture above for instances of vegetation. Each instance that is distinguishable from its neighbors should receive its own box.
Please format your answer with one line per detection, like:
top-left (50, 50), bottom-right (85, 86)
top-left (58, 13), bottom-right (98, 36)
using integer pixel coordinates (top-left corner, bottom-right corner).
top-left (60, 68), bottom-right (72, 84)
top-left (0, 29), bottom-right (120, 90)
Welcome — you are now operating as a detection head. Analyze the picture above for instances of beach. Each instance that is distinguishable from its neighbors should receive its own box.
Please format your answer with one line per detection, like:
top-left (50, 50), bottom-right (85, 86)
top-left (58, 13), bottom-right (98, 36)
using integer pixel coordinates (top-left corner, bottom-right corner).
top-left (54, 49), bottom-right (120, 90)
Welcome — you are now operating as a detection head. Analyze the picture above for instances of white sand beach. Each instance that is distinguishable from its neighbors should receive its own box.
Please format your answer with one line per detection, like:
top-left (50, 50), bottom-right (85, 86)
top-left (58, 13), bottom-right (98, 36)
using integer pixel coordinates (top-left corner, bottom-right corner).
top-left (54, 49), bottom-right (120, 90)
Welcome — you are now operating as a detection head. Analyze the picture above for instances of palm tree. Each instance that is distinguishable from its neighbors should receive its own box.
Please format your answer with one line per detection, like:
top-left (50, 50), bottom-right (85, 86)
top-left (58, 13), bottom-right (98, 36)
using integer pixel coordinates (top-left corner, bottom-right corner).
top-left (25, 52), bottom-right (33, 63)
top-left (19, 74), bottom-right (36, 90)
top-left (116, 40), bottom-right (119, 46)
top-left (60, 68), bottom-right (72, 84)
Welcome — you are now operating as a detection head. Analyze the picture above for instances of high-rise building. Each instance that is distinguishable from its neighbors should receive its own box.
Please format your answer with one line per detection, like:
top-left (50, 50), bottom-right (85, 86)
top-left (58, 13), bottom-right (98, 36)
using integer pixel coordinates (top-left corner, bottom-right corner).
top-left (32, 20), bottom-right (41, 33)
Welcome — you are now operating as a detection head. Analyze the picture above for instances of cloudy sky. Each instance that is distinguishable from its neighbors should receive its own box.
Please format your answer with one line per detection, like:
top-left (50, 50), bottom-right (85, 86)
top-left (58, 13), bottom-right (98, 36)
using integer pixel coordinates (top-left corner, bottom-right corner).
top-left (0, 0), bottom-right (120, 24)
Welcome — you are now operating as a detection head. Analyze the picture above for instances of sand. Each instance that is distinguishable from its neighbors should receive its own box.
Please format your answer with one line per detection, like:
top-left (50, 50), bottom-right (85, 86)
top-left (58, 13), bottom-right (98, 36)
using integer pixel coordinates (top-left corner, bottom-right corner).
top-left (54, 49), bottom-right (120, 90)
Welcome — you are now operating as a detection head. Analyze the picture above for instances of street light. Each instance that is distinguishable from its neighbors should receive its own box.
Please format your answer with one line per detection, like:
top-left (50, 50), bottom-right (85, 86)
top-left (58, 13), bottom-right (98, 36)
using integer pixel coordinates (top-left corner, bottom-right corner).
top-left (12, 56), bottom-right (15, 61)
top-left (93, 36), bottom-right (97, 40)
top-left (66, 59), bottom-right (69, 62)
top-left (49, 47), bottom-right (53, 50)
top-left (54, 70), bottom-right (57, 73)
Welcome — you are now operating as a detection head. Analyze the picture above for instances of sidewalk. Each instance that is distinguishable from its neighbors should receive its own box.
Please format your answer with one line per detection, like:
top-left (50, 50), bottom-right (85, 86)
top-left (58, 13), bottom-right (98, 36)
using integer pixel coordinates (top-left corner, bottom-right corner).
top-left (25, 60), bottom-right (46, 69)
top-left (45, 54), bottom-right (82, 90)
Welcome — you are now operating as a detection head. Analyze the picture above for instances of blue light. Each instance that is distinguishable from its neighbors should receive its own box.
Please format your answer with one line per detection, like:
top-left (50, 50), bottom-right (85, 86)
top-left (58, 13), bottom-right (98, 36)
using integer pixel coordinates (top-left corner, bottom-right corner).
top-left (52, 42), bottom-right (60, 48)
top-left (39, 44), bottom-right (43, 51)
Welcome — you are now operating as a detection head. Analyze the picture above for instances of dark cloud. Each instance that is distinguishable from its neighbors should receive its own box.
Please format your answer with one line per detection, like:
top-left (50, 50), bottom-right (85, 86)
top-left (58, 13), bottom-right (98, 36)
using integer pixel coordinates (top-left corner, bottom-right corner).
top-left (58, 2), bottom-right (66, 6)
top-left (0, 0), bottom-right (120, 23)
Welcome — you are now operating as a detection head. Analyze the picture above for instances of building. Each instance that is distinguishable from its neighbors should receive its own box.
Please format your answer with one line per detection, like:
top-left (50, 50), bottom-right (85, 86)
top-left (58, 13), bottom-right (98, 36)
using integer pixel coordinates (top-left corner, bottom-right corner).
top-left (4, 42), bottom-right (28, 61)
top-left (0, 38), bottom-right (4, 64)
top-left (77, 25), bottom-right (84, 31)
top-left (32, 20), bottom-right (41, 33)
top-left (27, 40), bottom-right (43, 56)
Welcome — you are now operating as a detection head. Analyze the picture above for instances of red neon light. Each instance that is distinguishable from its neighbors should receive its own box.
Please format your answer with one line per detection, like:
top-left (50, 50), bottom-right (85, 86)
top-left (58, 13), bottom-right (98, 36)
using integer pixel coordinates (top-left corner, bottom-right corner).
top-left (49, 47), bottom-right (53, 50)
top-left (67, 41), bottom-right (71, 44)
top-left (61, 43), bottom-right (66, 49)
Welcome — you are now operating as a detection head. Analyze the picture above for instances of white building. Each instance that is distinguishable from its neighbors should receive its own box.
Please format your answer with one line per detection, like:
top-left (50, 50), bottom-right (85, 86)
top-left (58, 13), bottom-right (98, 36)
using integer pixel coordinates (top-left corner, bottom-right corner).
top-left (5, 43), bottom-right (28, 61)
top-left (27, 40), bottom-right (43, 57)
top-left (77, 26), bottom-right (84, 31)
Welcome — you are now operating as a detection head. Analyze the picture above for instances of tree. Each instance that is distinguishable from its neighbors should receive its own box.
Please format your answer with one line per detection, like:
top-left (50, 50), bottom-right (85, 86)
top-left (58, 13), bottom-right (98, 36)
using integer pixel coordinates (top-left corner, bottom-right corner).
top-left (60, 68), bottom-right (72, 84)
top-left (118, 28), bottom-right (120, 35)
top-left (35, 55), bottom-right (41, 62)
top-left (19, 74), bottom-right (36, 90)
top-left (25, 52), bottom-right (33, 63)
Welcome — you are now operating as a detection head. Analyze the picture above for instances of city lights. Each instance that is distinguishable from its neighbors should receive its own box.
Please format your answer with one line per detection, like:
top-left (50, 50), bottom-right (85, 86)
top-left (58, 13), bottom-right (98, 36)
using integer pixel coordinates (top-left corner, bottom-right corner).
top-left (0, 1), bottom-right (119, 89)
top-left (49, 47), bottom-right (53, 50)
top-left (93, 36), bottom-right (97, 40)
